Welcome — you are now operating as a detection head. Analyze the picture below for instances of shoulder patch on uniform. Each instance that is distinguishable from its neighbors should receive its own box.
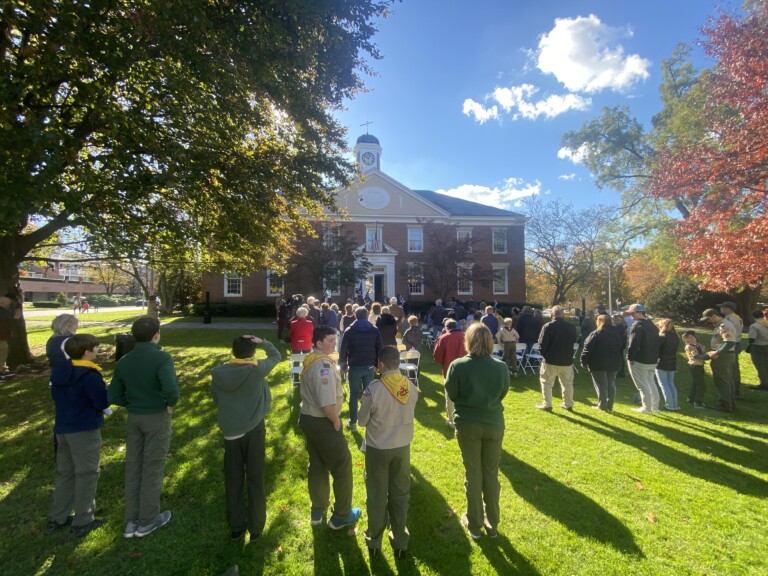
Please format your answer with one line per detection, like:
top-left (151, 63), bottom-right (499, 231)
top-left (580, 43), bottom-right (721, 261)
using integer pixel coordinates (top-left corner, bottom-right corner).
top-left (322, 362), bottom-right (332, 369)
top-left (320, 368), bottom-right (330, 376)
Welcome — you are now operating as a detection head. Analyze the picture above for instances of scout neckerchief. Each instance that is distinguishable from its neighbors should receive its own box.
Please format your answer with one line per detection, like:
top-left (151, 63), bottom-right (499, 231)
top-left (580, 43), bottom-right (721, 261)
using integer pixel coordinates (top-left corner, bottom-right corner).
top-left (71, 359), bottom-right (102, 371)
top-left (300, 350), bottom-right (340, 381)
top-left (380, 370), bottom-right (410, 404)
top-left (758, 317), bottom-right (768, 329)
top-left (230, 358), bottom-right (258, 366)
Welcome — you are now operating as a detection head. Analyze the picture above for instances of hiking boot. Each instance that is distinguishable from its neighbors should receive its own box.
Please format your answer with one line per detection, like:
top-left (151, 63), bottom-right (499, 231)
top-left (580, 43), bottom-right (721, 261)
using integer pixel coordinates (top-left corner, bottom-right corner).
top-left (70, 518), bottom-right (104, 538)
top-left (135, 510), bottom-right (172, 538)
top-left (327, 508), bottom-right (361, 530)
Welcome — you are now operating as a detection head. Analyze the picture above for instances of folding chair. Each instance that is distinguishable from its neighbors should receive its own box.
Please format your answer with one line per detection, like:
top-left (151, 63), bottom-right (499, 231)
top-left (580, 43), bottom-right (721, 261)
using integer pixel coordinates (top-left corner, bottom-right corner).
top-left (290, 353), bottom-right (307, 388)
top-left (516, 343), bottom-right (528, 375)
top-left (572, 343), bottom-right (580, 374)
top-left (421, 325), bottom-right (435, 349)
top-left (399, 350), bottom-right (421, 388)
top-left (523, 343), bottom-right (544, 373)
top-left (493, 344), bottom-right (504, 359)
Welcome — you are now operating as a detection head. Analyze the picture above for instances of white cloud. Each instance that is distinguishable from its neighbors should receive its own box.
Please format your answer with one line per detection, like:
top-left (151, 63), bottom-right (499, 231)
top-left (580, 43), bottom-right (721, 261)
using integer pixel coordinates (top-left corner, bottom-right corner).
top-left (557, 143), bottom-right (590, 164)
top-left (537, 14), bottom-right (650, 93)
top-left (436, 177), bottom-right (540, 209)
top-left (558, 173), bottom-right (576, 181)
top-left (462, 99), bottom-right (498, 124)
top-left (464, 85), bottom-right (590, 124)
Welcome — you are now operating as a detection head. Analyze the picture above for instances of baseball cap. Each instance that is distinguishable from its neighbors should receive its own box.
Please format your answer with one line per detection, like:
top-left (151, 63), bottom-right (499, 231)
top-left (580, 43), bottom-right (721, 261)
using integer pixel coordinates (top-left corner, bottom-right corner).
top-left (625, 303), bottom-right (645, 314)
top-left (716, 301), bottom-right (737, 311)
top-left (700, 308), bottom-right (720, 321)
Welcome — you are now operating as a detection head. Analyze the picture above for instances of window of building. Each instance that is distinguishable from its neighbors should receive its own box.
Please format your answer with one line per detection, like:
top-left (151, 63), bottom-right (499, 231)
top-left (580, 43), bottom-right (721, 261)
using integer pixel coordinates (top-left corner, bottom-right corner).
top-left (492, 265), bottom-right (509, 295)
top-left (457, 228), bottom-right (473, 253)
top-left (322, 224), bottom-right (341, 249)
top-left (266, 270), bottom-right (283, 297)
top-left (457, 264), bottom-right (473, 295)
top-left (224, 272), bottom-right (242, 297)
top-left (407, 227), bottom-right (423, 252)
top-left (492, 228), bottom-right (508, 254)
top-left (365, 225), bottom-right (383, 252)
top-left (407, 263), bottom-right (424, 296)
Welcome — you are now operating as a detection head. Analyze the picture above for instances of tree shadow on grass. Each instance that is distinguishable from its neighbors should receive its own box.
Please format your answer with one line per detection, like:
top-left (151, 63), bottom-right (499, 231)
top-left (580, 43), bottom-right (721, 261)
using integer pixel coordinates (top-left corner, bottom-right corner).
top-left (621, 414), bottom-right (768, 475)
top-left (570, 411), bottom-right (768, 497)
top-left (499, 449), bottom-right (644, 557)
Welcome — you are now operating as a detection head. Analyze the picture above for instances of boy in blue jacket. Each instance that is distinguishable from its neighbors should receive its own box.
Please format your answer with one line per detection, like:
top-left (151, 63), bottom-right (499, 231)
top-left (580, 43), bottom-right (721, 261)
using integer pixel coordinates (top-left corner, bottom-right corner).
top-left (46, 334), bottom-right (109, 538)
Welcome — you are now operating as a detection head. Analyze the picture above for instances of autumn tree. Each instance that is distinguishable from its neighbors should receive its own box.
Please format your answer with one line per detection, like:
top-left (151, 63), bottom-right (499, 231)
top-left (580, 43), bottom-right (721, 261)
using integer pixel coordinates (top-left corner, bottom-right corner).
top-left (0, 0), bottom-right (389, 366)
top-left (523, 196), bottom-right (605, 306)
top-left (647, 9), bottom-right (768, 315)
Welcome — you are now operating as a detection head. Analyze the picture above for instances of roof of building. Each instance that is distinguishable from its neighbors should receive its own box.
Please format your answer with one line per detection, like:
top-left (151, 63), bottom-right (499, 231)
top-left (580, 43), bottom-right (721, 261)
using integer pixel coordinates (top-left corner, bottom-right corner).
top-left (356, 133), bottom-right (380, 144)
top-left (411, 189), bottom-right (524, 218)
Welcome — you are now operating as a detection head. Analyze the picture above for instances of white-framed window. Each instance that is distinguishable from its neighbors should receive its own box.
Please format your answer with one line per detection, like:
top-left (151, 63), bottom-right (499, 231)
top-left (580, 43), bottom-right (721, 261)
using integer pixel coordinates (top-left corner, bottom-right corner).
top-left (407, 263), bottom-right (424, 296)
top-left (457, 227), bottom-right (473, 253)
top-left (224, 272), bottom-right (242, 297)
top-left (492, 228), bottom-right (508, 254)
top-left (407, 227), bottom-right (423, 252)
top-left (365, 225), bottom-right (383, 252)
top-left (457, 264), bottom-right (473, 295)
top-left (266, 270), bottom-right (283, 297)
top-left (322, 224), bottom-right (341, 249)
top-left (323, 266), bottom-right (341, 296)
top-left (492, 264), bottom-right (509, 295)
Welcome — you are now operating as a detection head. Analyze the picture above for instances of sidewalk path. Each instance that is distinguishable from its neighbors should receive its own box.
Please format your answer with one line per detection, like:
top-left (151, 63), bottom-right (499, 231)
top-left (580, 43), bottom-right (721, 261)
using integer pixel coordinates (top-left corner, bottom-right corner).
top-left (26, 318), bottom-right (277, 331)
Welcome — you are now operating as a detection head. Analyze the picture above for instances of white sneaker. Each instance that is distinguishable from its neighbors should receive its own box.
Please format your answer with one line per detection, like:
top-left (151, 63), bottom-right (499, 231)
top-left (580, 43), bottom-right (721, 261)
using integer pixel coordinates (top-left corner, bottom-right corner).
top-left (346, 421), bottom-right (357, 432)
top-left (631, 407), bottom-right (652, 414)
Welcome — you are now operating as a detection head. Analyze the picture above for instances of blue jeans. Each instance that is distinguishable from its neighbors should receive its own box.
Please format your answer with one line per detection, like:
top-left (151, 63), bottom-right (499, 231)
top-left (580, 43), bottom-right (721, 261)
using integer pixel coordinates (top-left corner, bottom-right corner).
top-left (655, 369), bottom-right (679, 410)
top-left (347, 366), bottom-right (374, 425)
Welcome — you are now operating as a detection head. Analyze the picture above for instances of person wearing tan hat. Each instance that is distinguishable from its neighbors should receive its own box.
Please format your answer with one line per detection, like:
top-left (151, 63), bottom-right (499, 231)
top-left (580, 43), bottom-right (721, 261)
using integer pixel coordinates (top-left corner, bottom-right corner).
top-left (700, 308), bottom-right (739, 412)
top-left (717, 301), bottom-right (743, 398)
top-left (625, 304), bottom-right (661, 414)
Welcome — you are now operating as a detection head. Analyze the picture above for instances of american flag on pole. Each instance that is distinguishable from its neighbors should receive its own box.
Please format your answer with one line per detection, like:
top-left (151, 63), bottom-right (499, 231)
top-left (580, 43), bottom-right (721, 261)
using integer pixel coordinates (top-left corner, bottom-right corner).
top-left (372, 225), bottom-right (380, 252)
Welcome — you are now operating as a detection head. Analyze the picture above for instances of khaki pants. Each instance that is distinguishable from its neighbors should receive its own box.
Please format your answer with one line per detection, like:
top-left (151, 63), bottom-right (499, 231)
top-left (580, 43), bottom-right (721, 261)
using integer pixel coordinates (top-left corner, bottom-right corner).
top-left (539, 362), bottom-right (574, 408)
top-left (49, 429), bottom-right (102, 527)
top-left (124, 412), bottom-right (172, 525)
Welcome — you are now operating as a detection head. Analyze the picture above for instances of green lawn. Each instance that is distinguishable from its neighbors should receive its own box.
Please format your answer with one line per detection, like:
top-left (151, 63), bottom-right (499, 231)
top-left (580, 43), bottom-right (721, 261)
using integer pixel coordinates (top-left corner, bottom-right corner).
top-left (1, 326), bottom-right (766, 575)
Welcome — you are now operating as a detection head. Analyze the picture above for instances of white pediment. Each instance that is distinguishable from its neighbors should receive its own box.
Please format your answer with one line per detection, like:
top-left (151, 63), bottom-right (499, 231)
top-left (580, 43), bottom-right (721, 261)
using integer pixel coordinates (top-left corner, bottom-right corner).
top-left (336, 171), bottom-right (449, 220)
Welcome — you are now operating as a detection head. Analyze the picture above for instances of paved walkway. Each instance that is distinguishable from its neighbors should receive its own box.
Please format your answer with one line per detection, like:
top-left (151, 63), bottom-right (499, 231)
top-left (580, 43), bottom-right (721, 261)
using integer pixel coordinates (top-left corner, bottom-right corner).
top-left (26, 318), bottom-right (277, 331)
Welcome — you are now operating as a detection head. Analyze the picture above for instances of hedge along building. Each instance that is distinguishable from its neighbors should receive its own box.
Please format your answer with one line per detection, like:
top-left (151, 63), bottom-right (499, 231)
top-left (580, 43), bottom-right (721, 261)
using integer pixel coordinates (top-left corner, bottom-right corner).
top-left (201, 134), bottom-right (526, 305)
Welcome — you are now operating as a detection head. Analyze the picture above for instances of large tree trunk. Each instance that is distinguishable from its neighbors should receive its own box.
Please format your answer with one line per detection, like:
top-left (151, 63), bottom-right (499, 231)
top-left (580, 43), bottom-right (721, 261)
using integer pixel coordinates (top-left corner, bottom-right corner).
top-left (0, 235), bottom-right (33, 368)
top-left (735, 284), bottom-right (762, 331)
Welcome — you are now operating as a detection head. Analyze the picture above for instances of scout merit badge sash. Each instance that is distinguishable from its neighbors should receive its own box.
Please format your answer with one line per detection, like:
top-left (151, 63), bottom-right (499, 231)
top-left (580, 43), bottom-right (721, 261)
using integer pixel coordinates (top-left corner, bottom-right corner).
top-left (71, 360), bottom-right (102, 371)
top-left (380, 372), bottom-right (411, 404)
top-left (300, 351), bottom-right (340, 381)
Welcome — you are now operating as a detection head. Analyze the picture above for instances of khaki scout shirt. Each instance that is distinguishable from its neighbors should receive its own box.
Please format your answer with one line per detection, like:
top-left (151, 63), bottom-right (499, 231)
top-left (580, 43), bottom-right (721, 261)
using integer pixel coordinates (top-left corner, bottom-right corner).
top-left (711, 317), bottom-right (739, 353)
top-left (299, 352), bottom-right (344, 418)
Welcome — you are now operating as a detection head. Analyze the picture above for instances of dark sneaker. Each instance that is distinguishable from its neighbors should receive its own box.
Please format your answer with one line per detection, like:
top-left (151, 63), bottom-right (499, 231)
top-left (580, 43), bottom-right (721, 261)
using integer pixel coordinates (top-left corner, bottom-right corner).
top-left (249, 532), bottom-right (261, 543)
top-left (230, 529), bottom-right (246, 541)
top-left (45, 515), bottom-right (74, 535)
top-left (135, 510), bottom-right (172, 538)
top-left (310, 510), bottom-right (325, 526)
top-left (70, 518), bottom-right (104, 538)
top-left (327, 508), bottom-right (361, 530)
top-left (394, 549), bottom-right (407, 560)
top-left (123, 520), bottom-right (139, 539)
top-left (693, 402), bottom-right (707, 409)
top-left (367, 547), bottom-right (380, 558)
top-left (461, 514), bottom-right (481, 540)
top-left (484, 524), bottom-right (499, 539)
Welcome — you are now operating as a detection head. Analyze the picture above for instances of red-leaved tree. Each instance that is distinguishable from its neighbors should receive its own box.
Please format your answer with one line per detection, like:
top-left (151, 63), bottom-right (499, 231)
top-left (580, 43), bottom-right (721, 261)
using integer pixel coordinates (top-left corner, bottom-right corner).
top-left (648, 9), bottom-right (768, 312)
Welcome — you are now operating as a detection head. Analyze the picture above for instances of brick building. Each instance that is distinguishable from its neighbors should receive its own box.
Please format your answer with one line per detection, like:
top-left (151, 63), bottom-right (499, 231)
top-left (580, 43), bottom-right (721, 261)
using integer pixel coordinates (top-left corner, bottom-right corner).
top-left (202, 134), bottom-right (526, 304)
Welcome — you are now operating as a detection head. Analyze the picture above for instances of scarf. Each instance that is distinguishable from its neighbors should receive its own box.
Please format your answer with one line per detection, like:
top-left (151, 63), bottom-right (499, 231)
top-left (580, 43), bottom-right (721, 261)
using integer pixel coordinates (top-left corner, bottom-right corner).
top-left (71, 359), bottom-right (102, 371)
top-left (380, 371), bottom-right (410, 405)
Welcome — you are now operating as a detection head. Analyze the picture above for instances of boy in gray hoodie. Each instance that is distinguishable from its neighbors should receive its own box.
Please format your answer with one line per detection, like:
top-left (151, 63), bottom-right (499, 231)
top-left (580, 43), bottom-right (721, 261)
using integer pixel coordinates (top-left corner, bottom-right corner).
top-left (211, 335), bottom-right (281, 541)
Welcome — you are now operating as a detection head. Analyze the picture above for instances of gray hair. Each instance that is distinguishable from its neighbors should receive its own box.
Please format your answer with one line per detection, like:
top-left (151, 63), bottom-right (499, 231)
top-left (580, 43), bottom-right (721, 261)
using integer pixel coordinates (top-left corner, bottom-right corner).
top-left (296, 307), bottom-right (308, 318)
top-left (355, 307), bottom-right (369, 319)
top-left (552, 305), bottom-right (565, 318)
top-left (51, 314), bottom-right (78, 336)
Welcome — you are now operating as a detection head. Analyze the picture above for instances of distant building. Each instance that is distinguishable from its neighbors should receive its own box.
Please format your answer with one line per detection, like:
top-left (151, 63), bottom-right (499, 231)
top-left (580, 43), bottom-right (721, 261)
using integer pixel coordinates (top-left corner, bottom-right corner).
top-left (19, 263), bottom-right (131, 302)
top-left (202, 134), bottom-right (526, 304)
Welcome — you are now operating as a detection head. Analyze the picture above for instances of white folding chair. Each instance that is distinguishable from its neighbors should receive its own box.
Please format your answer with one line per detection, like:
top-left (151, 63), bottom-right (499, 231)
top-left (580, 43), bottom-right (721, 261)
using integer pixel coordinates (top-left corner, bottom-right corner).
top-left (290, 353), bottom-right (307, 387)
top-left (524, 343), bottom-right (544, 373)
top-left (516, 342), bottom-right (528, 375)
top-left (493, 344), bottom-right (504, 359)
top-left (572, 343), bottom-right (580, 374)
top-left (399, 350), bottom-right (421, 388)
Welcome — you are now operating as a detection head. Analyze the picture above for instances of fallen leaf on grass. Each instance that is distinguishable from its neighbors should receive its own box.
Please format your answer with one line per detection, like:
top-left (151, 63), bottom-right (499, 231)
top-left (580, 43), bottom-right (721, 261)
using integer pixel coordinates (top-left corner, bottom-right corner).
top-left (130, 551), bottom-right (143, 559)
top-left (280, 505), bottom-right (289, 512)
top-left (624, 473), bottom-right (644, 490)
top-left (646, 512), bottom-right (657, 523)
top-left (276, 546), bottom-right (284, 557)
top-left (533, 485), bottom-right (540, 493)
top-left (445, 508), bottom-right (455, 518)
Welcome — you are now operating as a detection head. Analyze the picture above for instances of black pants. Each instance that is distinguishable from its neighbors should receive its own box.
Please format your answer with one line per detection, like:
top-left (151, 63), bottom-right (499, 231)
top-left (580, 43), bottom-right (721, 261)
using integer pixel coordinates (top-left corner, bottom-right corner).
top-left (224, 420), bottom-right (266, 535)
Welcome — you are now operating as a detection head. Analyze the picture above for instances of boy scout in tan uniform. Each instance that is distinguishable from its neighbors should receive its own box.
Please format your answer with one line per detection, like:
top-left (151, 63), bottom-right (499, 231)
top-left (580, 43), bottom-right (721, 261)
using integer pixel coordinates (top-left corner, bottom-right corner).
top-left (701, 308), bottom-right (739, 412)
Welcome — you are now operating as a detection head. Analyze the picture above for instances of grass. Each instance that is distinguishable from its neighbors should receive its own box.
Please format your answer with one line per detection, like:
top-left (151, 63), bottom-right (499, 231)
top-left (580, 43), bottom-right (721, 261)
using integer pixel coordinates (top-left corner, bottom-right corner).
top-left (1, 325), bottom-right (766, 575)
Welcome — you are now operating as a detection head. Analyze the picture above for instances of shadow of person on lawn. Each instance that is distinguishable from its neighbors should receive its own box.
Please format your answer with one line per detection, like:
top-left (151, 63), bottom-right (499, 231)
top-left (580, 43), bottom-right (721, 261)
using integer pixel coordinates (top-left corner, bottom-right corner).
top-left (499, 449), bottom-right (644, 557)
top-left (570, 411), bottom-right (768, 497)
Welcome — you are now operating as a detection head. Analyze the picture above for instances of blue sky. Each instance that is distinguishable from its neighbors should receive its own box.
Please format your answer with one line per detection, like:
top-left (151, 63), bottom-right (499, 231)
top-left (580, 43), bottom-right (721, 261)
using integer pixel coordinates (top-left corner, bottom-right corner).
top-left (335, 0), bottom-right (729, 212)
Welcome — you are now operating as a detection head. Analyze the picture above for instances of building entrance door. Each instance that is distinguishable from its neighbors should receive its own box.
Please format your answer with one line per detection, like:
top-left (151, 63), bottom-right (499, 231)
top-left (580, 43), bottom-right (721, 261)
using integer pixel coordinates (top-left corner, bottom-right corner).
top-left (374, 274), bottom-right (384, 303)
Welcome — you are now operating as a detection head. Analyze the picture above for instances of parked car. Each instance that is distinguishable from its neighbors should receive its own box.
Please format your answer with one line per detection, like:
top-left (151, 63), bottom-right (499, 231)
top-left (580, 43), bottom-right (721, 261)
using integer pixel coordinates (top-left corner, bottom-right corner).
top-left (136, 299), bottom-right (147, 306)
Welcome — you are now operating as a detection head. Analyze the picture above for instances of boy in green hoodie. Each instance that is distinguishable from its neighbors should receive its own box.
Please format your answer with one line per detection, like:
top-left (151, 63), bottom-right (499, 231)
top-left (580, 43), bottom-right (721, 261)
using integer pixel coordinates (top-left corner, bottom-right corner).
top-left (211, 335), bottom-right (281, 541)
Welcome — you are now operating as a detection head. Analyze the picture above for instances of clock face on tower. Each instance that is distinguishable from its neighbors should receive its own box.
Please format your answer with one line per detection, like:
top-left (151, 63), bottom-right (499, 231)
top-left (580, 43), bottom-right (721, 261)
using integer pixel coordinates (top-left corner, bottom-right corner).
top-left (361, 151), bottom-right (376, 166)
